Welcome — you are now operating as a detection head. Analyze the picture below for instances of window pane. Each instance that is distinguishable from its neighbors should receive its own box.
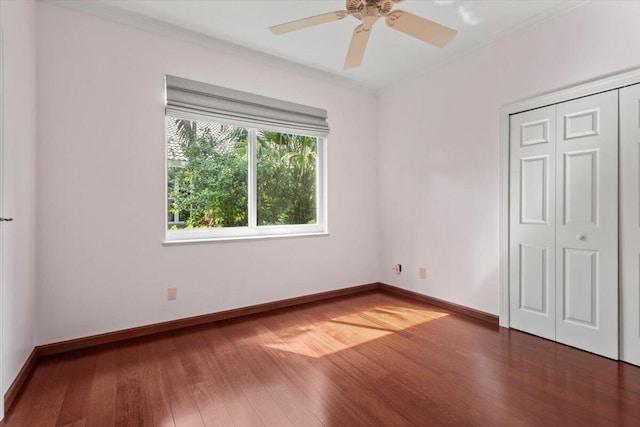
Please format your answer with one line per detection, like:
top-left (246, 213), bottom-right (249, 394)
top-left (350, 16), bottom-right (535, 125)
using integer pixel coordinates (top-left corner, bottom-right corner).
top-left (166, 117), bottom-right (248, 229)
top-left (256, 131), bottom-right (317, 226)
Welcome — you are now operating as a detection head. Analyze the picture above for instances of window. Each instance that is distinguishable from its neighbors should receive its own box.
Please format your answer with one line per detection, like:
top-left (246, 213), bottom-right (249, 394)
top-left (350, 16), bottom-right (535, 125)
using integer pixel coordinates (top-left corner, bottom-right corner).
top-left (165, 76), bottom-right (328, 242)
top-left (256, 130), bottom-right (318, 226)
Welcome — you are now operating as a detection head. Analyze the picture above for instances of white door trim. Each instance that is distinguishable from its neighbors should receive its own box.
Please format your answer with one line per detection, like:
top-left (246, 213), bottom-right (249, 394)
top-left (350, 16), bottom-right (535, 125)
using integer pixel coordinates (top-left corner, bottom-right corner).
top-left (0, 25), bottom-right (5, 420)
top-left (499, 67), bottom-right (640, 328)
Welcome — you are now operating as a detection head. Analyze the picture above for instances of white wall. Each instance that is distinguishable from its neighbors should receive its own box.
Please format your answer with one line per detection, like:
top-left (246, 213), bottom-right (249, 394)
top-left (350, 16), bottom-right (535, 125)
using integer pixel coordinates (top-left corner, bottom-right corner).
top-left (378, 1), bottom-right (640, 315)
top-left (0, 0), bottom-right (38, 397)
top-left (35, 3), bottom-right (379, 345)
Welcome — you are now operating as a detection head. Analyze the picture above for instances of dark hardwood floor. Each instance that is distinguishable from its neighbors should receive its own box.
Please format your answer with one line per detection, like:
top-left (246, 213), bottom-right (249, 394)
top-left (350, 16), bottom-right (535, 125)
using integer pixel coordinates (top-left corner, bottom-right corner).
top-left (3, 291), bottom-right (640, 426)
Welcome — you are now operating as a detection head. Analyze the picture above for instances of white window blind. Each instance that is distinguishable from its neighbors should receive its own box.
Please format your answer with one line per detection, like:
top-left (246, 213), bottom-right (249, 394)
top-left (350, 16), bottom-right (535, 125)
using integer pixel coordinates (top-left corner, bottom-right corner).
top-left (165, 75), bottom-right (330, 137)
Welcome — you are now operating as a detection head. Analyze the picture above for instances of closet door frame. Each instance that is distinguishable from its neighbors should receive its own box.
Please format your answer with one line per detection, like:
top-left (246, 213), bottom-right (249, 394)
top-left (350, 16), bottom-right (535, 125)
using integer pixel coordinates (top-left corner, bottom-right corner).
top-left (499, 68), bottom-right (640, 328)
top-left (620, 83), bottom-right (640, 365)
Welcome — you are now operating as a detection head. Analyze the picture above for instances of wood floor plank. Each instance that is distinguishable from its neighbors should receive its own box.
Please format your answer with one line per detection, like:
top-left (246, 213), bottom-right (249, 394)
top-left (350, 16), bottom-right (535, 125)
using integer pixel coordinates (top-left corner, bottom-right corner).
top-left (84, 344), bottom-right (119, 427)
top-left (4, 291), bottom-right (640, 427)
top-left (268, 308), bottom-right (425, 426)
top-left (114, 341), bottom-right (147, 426)
top-left (135, 336), bottom-right (176, 427)
top-left (150, 334), bottom-right (204, 427)
top-left (166, 328), bottom-right (234, 427)
top-left (307, 298), bottom-right (509, 426)
top-left (3, 355), bottom-right (74, 427)
top-left (201, 324), bottom-right (294, 427)
top-left (190, 380), bottom-right (235, 427)
top-left (59, 421), bottom-right (86, 427)
top-left (172, 326), bottom-right (265, 427)
top-left (216, 321), bottom-right (324, 427)
top-left (236, 320), bottom-right (363, 427)
top-left (257, 307), bottom-right (379, 425)
top-left (56, 349), bottom-right (98, 426)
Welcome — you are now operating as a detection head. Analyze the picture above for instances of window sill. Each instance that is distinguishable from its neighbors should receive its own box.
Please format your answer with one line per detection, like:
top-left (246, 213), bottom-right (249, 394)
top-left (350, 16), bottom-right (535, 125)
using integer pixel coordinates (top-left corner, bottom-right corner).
top-left (163, 231), bottom-right (330, 246)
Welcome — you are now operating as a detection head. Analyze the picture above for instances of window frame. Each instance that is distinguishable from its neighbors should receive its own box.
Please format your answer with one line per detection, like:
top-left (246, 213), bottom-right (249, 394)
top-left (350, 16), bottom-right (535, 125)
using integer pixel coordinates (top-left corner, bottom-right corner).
top-left (164, 114), bottom-right (327, 243)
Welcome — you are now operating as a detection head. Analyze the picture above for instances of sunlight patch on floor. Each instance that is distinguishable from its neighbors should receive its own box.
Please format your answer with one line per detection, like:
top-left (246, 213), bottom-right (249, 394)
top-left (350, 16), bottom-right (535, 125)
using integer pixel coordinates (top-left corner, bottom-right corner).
top-left (265, 305), bottom-right (449, 358)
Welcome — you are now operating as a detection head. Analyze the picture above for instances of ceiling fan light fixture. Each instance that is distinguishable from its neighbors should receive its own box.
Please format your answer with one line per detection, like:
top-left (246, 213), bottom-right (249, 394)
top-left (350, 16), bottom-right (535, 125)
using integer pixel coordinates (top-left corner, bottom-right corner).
top-left (269, 0), bottom-right (457, 69)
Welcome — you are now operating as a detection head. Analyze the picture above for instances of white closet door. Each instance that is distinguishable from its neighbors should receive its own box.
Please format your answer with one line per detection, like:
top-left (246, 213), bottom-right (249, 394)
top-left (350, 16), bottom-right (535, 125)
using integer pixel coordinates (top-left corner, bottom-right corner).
top-left (555, 90), bottom-right (618, 359)
top-left (509, 105), bottom-right (556, 340)
top-left (621, 83), bottom-right (640, 366)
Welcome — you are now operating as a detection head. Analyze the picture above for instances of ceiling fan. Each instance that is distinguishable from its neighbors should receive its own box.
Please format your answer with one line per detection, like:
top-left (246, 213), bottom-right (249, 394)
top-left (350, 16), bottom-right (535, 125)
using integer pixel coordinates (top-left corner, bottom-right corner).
top-left (269, 0), bottom-right (458, 70)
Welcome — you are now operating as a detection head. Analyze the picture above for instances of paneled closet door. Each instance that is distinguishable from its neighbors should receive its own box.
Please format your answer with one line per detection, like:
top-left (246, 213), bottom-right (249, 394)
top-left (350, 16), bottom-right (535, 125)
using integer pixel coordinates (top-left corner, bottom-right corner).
top-left (621, 83), bottom-right (640, 366)
top-left (509, 106), bottom-right (556, 340)
top-left (555, 90), bottom-right (619, 359)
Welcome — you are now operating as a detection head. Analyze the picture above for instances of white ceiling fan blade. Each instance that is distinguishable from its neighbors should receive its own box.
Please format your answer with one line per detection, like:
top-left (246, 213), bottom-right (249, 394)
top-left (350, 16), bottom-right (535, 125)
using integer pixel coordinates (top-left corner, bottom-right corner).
top-left (385, 10), bottom-right (457, 47)
top-left (344, 24), bottom-right (372, 69)
top-left (270, 11), bottom-right (347, 35)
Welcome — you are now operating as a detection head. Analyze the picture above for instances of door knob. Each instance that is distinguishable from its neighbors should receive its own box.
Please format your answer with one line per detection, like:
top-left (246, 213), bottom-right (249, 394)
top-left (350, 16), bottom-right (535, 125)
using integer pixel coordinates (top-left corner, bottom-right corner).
top-left (0, 218), bottom-right (13, 222)
top-left (576, 233), bottom-right (586, 241)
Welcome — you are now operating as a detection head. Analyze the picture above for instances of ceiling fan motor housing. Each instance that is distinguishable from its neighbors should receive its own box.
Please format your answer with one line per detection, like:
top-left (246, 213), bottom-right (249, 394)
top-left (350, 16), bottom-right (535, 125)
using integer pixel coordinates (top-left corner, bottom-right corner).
top-left (348, 0), bottom-right (395, 21)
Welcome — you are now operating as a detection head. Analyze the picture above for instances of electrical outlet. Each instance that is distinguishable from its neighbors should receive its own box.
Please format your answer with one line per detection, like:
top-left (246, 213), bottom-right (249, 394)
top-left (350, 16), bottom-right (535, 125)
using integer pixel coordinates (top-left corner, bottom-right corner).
top-left (167, 288), bottom-right (177, 300)
top-left (419, 267), bottom-right (427, 279)
top-left (393, 264), bottom-right (402, 275)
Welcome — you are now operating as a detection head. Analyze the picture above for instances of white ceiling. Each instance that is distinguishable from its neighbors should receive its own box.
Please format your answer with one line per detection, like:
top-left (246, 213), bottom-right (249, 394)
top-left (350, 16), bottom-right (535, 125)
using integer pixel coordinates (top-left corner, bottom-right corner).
top-left (70, 0), bottom-right (584, 90)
